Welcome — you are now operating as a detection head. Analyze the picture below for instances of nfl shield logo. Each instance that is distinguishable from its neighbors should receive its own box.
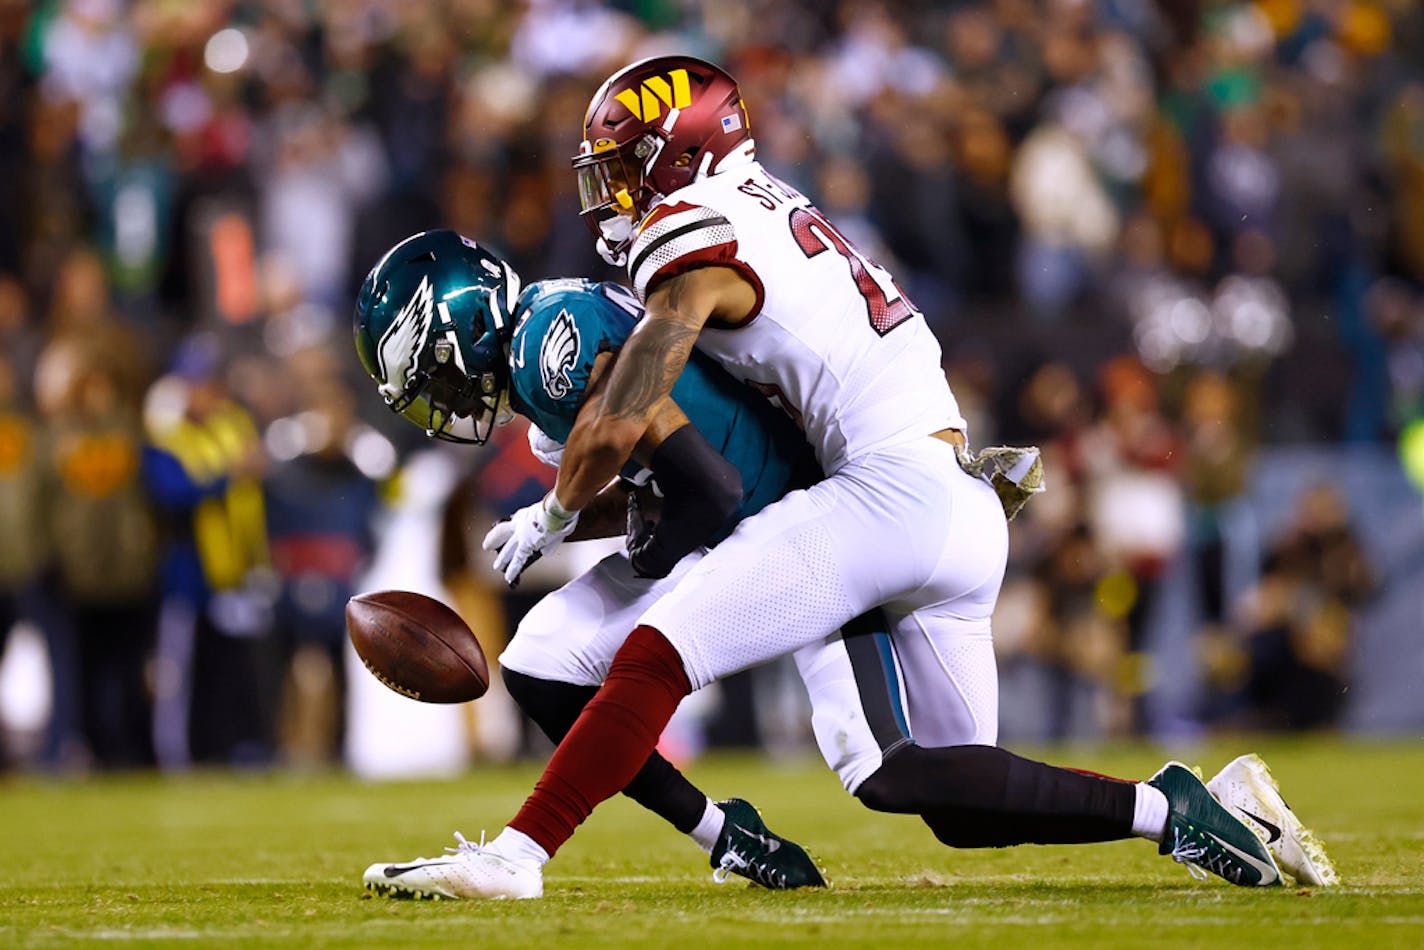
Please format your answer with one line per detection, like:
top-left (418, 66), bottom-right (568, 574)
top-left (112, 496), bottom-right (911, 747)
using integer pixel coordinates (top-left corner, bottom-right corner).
top-left (721, 114), bottom-right (742, 134)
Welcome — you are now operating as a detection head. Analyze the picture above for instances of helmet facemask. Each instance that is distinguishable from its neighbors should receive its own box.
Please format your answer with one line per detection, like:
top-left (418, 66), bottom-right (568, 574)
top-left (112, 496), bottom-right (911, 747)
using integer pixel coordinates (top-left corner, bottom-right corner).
top-left (573, 134), bottom-right (665, 265)
top-left (381, 337), bottom-right (507, 445)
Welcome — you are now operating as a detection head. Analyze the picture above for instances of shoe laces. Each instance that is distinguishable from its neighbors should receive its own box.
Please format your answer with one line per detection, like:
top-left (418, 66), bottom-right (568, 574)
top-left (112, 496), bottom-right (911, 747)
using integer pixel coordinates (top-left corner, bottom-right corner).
top-left (1167, 828), bottom-right (1210, 881)
top-left (712, 848), bottom-right (746, 884)
top-left (713, 845), bottom-right (787, 889)
top-left (1167, 827), bottom-right (1243, 884)
top-left (447, 831), bottom-right (487, 857)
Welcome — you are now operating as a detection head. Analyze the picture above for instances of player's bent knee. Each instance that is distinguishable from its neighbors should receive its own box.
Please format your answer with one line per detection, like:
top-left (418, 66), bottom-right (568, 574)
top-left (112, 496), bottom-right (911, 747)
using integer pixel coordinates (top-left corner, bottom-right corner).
top-left (498, 638), bottom-right (581, 686)
top-left (854, 744), bottom-right (1012, 817)
top-left (608, 625), bottom-right (694, 697)
top-left (855, 749), bottom-right (1004, 843)
top-left (500, 604), bottom-right (604, 687)
top-left (853, 771), bottom-right (902, 813)
top-left (853, 746), bottom-right (925, 814)
top-left (502, 669), bottom-right (597, 745)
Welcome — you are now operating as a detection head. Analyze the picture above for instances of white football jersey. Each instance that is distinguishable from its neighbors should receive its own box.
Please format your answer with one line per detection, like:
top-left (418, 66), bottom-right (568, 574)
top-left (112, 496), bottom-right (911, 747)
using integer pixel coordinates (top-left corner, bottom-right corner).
top-left (627, 161), bottom-right (964, 474)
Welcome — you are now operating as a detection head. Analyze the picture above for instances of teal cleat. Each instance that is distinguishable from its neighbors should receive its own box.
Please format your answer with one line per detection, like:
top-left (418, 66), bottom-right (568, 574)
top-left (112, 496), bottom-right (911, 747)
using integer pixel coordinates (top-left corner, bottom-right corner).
top-left (710, 798), bottom-right (829, 890)
top-left (1149, 761), bottom-right (1282, 887)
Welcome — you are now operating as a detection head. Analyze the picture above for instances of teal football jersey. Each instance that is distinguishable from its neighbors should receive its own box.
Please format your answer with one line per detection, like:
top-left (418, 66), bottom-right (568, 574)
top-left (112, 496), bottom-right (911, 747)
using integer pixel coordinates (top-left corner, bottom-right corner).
top-left (506, 279), bottom-right (818, 534)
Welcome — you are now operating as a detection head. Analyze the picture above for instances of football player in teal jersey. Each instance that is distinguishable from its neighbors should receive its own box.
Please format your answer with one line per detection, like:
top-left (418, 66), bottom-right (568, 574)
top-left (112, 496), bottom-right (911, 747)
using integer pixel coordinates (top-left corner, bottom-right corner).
top-left (497, 275), bottom-right (820, 576)
top-left (352, 229), bottom-right (829, 896)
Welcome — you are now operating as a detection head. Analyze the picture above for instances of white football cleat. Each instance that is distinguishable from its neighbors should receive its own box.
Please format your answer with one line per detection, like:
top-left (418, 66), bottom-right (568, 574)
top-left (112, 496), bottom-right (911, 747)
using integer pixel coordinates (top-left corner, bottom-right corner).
top-left (1207, 754), bottom-right (1340, 886)
top-left (363, 832), bottom-right (543, 900)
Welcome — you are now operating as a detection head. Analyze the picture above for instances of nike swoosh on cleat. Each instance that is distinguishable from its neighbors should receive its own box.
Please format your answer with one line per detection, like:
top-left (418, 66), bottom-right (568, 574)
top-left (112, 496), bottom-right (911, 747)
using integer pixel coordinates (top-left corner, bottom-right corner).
top-left (734, 824), bottom-right (781, 853)
top-left (1240, 808), bottom-right (1282, 844)
top-left (383, 862), bottom-right (452, 878)
top-left (1208, 833), bottom-right (1280, 885)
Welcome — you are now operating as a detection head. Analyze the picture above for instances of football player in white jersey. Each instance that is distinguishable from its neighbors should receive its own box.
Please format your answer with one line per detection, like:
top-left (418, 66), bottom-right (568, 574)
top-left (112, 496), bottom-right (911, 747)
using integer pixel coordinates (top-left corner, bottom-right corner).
top-left (453, 57), bottom-right (1333, 898)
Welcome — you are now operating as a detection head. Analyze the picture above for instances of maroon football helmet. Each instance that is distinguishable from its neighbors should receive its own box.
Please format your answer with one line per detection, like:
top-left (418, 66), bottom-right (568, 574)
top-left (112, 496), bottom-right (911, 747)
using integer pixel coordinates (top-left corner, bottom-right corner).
top-left (573, 56), bottom-right (754, 263)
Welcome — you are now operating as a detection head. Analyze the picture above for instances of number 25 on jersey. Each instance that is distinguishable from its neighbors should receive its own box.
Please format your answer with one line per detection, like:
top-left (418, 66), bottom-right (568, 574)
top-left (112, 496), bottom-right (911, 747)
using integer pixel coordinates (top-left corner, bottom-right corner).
top-left (789, 206), bottom-right (918, 337)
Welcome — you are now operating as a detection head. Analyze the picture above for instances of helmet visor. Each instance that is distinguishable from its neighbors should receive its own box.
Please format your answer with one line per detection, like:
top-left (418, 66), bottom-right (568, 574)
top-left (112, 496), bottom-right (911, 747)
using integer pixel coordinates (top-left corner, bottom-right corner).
top-left (574, 153), bottom-right (632, 218)
top-left (575, 160), bottom-right (602, 214)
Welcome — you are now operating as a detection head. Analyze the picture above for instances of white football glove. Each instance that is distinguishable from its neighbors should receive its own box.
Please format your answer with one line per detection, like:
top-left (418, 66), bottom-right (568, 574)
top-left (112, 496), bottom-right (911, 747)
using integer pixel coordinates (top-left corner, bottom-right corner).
top-left (482, 492), bottom-right (580, 586)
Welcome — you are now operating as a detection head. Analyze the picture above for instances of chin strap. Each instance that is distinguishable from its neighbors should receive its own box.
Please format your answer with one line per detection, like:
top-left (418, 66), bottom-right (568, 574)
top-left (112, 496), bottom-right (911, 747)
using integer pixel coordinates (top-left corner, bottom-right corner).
top-left (596, 236), bottom-right (627, 267)
top-left (595, 196), bottom-right (642, 267)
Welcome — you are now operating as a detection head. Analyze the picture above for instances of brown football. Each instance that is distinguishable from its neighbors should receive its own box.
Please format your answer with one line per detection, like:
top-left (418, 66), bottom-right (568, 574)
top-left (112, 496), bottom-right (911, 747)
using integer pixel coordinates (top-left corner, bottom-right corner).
top-left (346, 590), bottom-right (489, 703)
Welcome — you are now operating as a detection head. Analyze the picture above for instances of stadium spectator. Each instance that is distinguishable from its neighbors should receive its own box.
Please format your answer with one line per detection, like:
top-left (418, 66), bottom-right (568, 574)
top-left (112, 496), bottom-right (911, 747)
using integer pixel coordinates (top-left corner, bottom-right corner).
top-left (1180, 368), bottom-right (1259, 649)
top-left (33, 246), bottom-right (159, 768)
top-left (1079, 356), bottom-right (1185, 732)
top-left (264, 353), bottom-right (382, 768)
top-left (42, 352), bottom-right (157, 769)
top-left (1213, 484), bottom-right (1378, 731)
top-left (0, 349), bottom-right (53, 767)
top-left (143, 335), bottom-right (274, 768)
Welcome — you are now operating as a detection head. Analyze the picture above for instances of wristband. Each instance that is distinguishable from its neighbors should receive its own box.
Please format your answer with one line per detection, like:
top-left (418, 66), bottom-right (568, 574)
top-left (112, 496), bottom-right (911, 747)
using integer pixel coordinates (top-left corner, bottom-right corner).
top-left (542, 492), bottom-right (579, 530)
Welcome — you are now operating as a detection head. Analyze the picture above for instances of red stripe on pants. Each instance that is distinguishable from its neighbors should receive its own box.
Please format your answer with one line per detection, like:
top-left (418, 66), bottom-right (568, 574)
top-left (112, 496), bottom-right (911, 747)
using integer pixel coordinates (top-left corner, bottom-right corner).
top-left (1064, 767), bottom-right (1133, 783)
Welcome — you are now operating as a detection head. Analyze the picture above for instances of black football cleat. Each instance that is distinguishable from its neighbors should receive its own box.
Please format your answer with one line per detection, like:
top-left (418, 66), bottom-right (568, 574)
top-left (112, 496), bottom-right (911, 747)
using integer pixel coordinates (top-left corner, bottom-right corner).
top-left (709, 798), bottom-right (828, 889)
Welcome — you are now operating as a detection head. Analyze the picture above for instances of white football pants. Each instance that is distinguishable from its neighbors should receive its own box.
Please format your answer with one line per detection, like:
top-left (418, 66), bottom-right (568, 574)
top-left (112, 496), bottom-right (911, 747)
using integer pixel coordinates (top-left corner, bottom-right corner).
top-left (501, 436), bottom-right (1007, 794)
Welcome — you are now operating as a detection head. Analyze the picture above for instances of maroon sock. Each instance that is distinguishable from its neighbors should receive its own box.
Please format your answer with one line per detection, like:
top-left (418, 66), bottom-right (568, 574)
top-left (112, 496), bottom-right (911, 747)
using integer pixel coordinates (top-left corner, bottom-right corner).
top-left (1064, 766), bottom-right (1135, 783)
top-left (509, 625), bottom-right (691, 857)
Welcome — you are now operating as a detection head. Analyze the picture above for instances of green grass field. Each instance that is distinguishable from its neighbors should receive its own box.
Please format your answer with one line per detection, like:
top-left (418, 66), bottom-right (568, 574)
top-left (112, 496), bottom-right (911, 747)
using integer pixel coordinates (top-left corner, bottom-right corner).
top-left (3, 737), bottom-right (1422, 947)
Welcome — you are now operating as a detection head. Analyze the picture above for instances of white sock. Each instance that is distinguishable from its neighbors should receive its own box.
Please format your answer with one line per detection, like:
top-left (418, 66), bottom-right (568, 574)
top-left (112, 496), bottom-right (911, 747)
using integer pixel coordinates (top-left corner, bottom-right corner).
top-left (688, 799), bottom-right (725, 854)
top-left (489, 827), bottom-right (550, 867)
top-left (1132, 783), bottom-right (1169, 842)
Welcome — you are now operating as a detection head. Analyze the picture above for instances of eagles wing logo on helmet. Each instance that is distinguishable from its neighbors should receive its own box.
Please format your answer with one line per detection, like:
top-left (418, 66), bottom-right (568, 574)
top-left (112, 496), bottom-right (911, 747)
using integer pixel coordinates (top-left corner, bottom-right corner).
top-left (376, 275), bottom-right (435, 398)
top-left (539, 309), bottom-right (581, 400)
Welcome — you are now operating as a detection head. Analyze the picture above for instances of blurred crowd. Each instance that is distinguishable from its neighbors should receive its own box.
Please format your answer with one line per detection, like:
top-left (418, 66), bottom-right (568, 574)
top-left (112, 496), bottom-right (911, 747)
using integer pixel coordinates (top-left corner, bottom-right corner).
top-left (0, 0), bottom-right (1415, 770)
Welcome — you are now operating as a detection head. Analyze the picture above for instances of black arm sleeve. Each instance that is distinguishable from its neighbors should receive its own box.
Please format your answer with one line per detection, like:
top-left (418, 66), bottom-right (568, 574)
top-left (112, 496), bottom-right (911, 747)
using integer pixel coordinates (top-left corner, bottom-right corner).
top-left (629, 423), bottom-right (743, 578)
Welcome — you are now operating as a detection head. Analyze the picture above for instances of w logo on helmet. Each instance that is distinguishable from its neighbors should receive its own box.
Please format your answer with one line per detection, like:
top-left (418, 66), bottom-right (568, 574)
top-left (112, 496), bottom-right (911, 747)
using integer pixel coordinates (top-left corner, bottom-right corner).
top-left (614, 68), bottom-right (692, 122)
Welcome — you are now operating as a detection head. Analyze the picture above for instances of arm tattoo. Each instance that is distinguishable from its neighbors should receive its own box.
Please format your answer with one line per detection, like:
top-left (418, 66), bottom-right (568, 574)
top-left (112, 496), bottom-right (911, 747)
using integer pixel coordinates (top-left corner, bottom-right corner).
top-left (603, 277), bottom-right (705, 421)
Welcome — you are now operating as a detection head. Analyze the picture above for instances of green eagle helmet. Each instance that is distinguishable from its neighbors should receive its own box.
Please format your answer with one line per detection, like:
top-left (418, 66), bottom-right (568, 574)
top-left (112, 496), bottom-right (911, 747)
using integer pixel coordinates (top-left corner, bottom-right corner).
top-left (353, 230), bottom-right (521, 444)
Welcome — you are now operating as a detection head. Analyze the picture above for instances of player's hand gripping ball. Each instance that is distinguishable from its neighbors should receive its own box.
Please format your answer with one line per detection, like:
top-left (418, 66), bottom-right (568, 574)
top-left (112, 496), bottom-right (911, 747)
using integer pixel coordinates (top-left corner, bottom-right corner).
top-left (345, 590), bottom-right (489, 703)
